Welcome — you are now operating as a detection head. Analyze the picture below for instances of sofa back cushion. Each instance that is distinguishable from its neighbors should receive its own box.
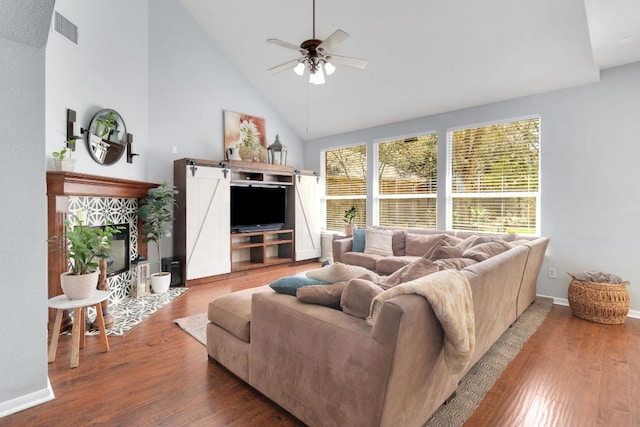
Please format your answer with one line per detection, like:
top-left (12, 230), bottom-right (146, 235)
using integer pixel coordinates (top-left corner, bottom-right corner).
top-left (405, 233), bottom-right (461, 257)
top-left (392, 230), bottom-right (406, 256)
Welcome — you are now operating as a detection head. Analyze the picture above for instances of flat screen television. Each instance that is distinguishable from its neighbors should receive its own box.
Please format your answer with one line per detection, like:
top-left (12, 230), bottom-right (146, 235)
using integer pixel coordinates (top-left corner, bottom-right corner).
top-left (231, 185), bottom-right (287, 233)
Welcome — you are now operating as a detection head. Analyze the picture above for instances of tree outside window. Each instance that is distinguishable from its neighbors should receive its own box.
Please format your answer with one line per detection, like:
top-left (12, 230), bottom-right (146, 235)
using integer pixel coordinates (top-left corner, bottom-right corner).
top-left (449, 117), bottom-right (540, 234)
top-left (377, 134), bottom-right (437, 228)
top-left (324, 146), bottom-right (367, 231)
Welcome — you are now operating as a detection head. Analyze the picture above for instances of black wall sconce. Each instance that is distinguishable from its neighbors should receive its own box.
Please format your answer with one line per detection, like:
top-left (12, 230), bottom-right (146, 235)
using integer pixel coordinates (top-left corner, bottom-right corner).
top-left (126, 133), bottom-right (138, 163)
top-left (66, 108), bottom-right (85, 150)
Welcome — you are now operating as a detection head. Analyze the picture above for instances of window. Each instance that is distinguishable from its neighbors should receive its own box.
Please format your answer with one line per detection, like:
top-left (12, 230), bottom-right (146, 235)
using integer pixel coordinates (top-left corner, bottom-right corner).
top-left (377, 134), bottom-right (437, 228)
top-left (448, 117), bottom-right (540, 234)
top-left (323, 145), bottom-right (367, 231)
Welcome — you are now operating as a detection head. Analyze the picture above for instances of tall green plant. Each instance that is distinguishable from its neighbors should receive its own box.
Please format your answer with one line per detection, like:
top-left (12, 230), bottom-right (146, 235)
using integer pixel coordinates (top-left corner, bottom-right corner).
top-left (138, 182), bottom-right (178, 274)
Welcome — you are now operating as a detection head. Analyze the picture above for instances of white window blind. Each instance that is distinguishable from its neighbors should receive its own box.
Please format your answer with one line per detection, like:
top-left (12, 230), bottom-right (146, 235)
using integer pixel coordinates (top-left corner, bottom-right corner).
top-left (324, 146), bottom-right (367, 231)
top-left (377, 134), bottom-right (437, 228)
top-left (449, 117), bottom-right (540, 234)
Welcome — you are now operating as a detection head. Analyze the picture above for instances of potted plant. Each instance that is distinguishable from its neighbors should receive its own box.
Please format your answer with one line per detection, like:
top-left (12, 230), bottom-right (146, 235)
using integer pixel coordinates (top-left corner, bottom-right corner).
top-left (52, 139), bottom-right (77, 171)
top-left (343, 206), bottom-right (357, 237)
top-left (138, 182), bottom-right (178, 294)
top-left (52, 212), bottom-right (124, 299)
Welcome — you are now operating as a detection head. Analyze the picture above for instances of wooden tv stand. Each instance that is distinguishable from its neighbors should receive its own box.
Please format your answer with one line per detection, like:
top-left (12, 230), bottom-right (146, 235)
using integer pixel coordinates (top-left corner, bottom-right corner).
top-left (230, 229), bottom-right (294, 272)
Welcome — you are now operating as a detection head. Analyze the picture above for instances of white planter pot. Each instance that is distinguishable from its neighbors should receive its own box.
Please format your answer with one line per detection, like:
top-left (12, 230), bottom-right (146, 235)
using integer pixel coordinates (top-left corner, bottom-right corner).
top-left (54, 158), bottom-right (76, 172)
top-left (150, 273), bottom-right (171, 294)
top-left (60, 270), bottom-right (99, 300)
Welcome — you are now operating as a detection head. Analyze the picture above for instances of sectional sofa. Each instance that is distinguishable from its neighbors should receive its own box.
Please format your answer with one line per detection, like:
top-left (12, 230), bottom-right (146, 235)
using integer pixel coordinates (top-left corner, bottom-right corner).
top-left (207, 229), bottom-right (549, 426)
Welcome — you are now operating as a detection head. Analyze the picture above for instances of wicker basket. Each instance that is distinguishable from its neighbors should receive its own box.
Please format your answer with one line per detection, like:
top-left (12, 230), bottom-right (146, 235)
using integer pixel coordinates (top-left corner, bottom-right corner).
top-left (567, 274), bottom-right (630, 324)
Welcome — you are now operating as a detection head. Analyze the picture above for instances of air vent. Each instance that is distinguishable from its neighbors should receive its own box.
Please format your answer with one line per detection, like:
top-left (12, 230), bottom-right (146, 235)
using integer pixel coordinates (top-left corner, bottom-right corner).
top-left (54, 12), bottom-right (78, 45)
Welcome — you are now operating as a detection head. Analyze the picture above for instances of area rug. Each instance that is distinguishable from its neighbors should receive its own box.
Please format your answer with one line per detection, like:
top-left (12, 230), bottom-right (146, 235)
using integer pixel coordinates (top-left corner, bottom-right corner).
top-left (175, 297), bottom-right (552, 425)
top-left (81, 287), bottom-right (189, 336)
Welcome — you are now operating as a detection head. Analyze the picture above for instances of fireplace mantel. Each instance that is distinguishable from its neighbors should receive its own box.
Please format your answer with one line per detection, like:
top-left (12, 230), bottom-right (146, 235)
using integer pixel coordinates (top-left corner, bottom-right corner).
top-left (47, 171), bottom-right (158, 199)
top-left (46, 172), bottom-right (158, 323)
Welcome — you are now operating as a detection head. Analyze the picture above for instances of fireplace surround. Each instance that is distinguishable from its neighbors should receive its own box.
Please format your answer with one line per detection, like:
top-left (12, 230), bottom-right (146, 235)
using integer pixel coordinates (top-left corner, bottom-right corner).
top-left (46, 171), bottom-right (158, 324)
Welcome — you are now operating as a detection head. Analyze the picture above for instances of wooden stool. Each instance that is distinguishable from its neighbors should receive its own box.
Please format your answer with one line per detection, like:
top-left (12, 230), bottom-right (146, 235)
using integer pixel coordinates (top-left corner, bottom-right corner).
top-left (48, 290), bottom-right (110, 368)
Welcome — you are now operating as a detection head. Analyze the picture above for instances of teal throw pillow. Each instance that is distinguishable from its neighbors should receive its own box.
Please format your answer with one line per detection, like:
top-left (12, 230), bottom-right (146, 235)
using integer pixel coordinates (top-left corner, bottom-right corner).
top-left (352, 228), bottom-right (366, 252)
top-left (269, 276), bottom-right (330, 296)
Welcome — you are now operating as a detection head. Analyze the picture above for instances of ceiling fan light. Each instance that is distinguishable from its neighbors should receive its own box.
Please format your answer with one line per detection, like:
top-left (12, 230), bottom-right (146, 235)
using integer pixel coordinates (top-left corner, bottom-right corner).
top-left (309, 67), bottom-right (325, 85)
top-left (324, 61), bottom-right (335, 75)
top-left (294, 62), bottom-right (305, 76)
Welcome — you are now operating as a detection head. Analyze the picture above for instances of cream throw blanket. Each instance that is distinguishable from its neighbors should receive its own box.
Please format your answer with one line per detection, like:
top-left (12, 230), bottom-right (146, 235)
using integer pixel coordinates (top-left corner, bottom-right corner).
top-left (366, 269), bottom-right (475, 374)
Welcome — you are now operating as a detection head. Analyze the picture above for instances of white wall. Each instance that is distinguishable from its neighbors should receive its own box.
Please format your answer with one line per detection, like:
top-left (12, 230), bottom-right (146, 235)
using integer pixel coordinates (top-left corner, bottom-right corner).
top-left (46, 0), bottom-right (149, 181)
top-left (304, 62), bottom-right (640, 312)
top-left (44, 0), bottom-right (304, 271)
top-left (0, 30), bottom-right (53, 419)
top-left (147, 0), bottom-right (304, 185)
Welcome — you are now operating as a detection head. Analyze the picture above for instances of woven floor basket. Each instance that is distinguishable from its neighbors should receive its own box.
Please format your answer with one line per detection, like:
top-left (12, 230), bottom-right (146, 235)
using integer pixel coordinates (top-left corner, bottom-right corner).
top-left (568, 274), bottom-right (630, 324)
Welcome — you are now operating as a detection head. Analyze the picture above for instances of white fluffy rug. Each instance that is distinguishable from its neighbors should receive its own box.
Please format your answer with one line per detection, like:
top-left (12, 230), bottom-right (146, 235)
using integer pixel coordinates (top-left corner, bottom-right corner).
top-left (174, 312), bottom-right (207, 345)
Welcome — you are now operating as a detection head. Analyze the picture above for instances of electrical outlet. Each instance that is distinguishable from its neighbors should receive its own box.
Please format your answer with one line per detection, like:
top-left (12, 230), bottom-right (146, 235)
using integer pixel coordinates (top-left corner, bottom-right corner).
top-left (172, 146), bottom-right (178, 154)
top-left (548, 267), bottom-right (557, 279)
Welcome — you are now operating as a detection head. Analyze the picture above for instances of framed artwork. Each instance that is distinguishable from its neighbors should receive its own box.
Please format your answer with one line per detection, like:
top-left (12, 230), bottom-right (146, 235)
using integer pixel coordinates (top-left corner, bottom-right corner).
top-left (223, 110), bottom-right (268, 163)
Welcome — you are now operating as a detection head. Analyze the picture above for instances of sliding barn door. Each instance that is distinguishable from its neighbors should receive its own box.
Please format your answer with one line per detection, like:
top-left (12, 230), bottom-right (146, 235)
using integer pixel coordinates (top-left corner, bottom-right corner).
top-left (185, 166), bottom-right (230, 279)
top-left (295, 174), bottom-right (321, 261)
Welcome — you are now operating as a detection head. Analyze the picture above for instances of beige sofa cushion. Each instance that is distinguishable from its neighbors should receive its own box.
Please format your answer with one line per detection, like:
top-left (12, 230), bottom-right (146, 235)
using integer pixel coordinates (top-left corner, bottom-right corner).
top-left (375, 255), bottom-right (421, 275)
top-left (392, 230), bottom-right (406, 256)
top-left (379, 258), bottom-right (440, 288)
top-left (297, 282), bottom-right (347, 309)
top-left (340, 278), bottom-right (384, 318)
top-left (208, 285), bottom-right (270, 343)
top-left (342, 251), bottom-right (381, 271)
top-left (405, 233), bottom-right (461, 257)
top-left (462, 240), bottom-right (513, 262)
top-left (427, 241), bottom-right (464, 260)
top-left (434, 257), bottom-right (478, 270)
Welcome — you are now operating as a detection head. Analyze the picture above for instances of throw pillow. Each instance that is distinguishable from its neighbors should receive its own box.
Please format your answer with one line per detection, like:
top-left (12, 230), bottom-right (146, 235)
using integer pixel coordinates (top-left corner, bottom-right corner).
top-left (462, 240), bottom-right (513, 262)
top-left (306, 262), bottom-right (373, 283)
top-left (364, 228), bottom-right (393, 256)
top-left (351, 228), bottom-right (366, 252)
top-left (297, 282), bottom-right (347, 309)
top-left (269, 276), bottom-right (329, 296)
top-left (340, 278), bottom-right (384, 319)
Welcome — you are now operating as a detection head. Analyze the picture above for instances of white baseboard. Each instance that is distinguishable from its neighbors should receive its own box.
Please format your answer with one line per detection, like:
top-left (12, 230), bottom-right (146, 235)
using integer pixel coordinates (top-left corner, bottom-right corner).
top-left (0, 378), bottom-right (54, 418)
top-left (538, 294), bottom-right (640, 319)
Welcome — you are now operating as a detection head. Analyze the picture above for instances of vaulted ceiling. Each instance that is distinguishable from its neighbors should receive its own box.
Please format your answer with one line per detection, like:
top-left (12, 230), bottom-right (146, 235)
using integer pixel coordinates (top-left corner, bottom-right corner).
top-left (180, 0), bottom-right (640, 140)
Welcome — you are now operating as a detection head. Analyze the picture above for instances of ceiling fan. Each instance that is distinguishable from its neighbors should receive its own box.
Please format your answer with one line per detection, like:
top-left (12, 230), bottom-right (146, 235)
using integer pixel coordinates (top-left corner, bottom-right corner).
top-left (266, 0), bottom-right (368, 85)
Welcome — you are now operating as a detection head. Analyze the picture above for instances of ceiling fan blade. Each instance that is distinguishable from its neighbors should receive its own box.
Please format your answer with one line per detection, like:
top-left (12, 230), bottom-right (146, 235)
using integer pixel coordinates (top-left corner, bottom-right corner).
top-left (327, 54), bottom-right (368, 69)
top-left (266, 58), bottom-right (302, 74)
top-left (267, 38), bottom-right (307, 54)
top-left (317, 29), bottom-right (349, 52)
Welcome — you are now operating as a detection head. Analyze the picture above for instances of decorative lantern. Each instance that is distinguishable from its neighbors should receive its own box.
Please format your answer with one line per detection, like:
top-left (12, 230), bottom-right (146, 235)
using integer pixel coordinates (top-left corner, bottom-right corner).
top-left (267, 134), bottom-right (288, 165)
top-left (131, 259), bottom-right (151, 297)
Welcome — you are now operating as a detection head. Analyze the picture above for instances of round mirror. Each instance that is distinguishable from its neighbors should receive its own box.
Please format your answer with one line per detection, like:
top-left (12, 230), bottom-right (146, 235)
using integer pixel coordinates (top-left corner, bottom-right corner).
top-left (86, 108), bottom-right (127, 165)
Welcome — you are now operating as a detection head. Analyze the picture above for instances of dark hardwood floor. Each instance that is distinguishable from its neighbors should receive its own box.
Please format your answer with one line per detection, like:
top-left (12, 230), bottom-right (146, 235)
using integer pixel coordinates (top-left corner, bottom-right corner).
top-left (2, 263), bottom-right (639, 426)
